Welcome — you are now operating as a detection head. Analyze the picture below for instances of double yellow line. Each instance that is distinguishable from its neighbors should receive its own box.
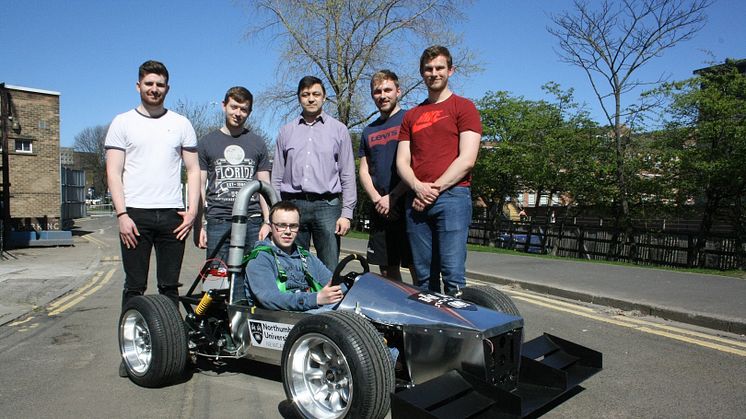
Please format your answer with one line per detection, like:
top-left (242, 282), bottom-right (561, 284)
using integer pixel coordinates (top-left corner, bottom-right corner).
top-left (478, 284), bottom-right (746, 358)
top-left (81, 234), bottom-right (106, 247)
top-left (47, 268), bottom-right (116, 316)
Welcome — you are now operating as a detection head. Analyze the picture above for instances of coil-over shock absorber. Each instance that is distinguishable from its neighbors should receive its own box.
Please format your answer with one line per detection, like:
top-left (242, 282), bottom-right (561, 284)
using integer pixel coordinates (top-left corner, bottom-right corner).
top-left (195, 289), bottom-right (216, 316)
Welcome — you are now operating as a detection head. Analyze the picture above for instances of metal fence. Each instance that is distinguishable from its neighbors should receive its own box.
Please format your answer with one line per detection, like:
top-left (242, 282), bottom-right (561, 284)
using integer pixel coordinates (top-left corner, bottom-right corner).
top-left (61, 167), bottom-right (86, 221)
top-left (86, 203), bottom-right (114, 216)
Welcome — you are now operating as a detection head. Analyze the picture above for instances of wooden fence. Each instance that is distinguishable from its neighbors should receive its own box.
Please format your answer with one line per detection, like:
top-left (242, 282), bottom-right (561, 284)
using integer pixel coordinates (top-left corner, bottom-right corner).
top-left (468, 216), bottom-right (745, 271)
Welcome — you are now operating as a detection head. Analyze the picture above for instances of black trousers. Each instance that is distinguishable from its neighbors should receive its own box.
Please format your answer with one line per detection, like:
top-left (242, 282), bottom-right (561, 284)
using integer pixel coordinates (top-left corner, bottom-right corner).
top-left (120, 208), bottom-right (185, 307)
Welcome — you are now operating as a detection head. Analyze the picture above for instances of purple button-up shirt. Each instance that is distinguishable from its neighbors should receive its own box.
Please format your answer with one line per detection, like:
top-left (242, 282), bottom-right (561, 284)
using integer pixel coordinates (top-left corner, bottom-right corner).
top-left (271, 112), bottom-right (357, 219)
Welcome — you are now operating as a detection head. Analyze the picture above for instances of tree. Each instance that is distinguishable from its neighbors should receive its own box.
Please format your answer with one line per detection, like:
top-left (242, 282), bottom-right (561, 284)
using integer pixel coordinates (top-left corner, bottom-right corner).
top-left (473, 86), bottom-right (601, 239)
top-left (245, 0), bottom-right (477, 128)
top-left (73, 125), bottom-right (108, 199)
top-left (172, 99), bottom-right (223, 141)
top-left (655, 60), bottom-right (746, 267)
top-left (549, 0), bottom-right (712, 231)
top-left (172, 99), bottom-right (273, 152)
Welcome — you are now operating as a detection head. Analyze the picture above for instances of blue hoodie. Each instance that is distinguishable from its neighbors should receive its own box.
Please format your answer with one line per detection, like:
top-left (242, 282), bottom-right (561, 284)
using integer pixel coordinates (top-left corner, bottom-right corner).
top-left (244, 239), bottom-right (332, 311)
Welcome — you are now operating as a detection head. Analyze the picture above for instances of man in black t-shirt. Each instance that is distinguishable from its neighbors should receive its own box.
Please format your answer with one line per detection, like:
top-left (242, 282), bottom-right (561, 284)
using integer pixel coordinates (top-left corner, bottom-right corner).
top-left (198, 86), bottom-right (271, 268)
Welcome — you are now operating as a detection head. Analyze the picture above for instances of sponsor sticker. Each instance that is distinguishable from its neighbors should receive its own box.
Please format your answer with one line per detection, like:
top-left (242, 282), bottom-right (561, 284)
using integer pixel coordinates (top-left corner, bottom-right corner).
top-left (249, 320), bottom-right (294, 350)
top-left (408, 292), bottom-right (477, 311)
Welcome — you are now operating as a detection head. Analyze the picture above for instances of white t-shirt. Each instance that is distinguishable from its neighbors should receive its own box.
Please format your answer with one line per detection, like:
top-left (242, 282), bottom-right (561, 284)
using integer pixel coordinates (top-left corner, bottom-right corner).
top-left (105, 109), bottom-right (197, 208)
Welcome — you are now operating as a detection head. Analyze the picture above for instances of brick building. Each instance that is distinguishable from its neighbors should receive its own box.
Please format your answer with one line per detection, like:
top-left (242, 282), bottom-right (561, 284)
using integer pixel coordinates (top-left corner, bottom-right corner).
top-left (1, 85), bottom-right (62, 231)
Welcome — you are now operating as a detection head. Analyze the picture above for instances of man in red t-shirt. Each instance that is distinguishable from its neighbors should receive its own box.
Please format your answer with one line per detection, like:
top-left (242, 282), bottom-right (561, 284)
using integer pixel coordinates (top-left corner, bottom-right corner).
top-left (396, 45), bottom-right (482, 293)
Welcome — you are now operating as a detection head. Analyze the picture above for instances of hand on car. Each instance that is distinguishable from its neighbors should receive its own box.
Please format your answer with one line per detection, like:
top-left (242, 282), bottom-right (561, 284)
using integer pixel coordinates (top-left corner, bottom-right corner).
top-left (317, 283), bottom-right (344, 306)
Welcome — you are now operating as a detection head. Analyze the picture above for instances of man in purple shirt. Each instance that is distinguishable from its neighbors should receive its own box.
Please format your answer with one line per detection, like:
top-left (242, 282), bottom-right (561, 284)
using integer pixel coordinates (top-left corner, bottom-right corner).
top-left (271, 76), bottom-right (357, 271)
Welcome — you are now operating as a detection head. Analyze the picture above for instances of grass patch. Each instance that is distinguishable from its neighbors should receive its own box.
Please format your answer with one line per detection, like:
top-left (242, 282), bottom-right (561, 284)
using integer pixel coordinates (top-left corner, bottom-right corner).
top-left (347, 230), bottom-right (370, 240)
top-left (467, 242), bottom-right (746, 279)
top-left (353, 229), bottom-right (745, 279)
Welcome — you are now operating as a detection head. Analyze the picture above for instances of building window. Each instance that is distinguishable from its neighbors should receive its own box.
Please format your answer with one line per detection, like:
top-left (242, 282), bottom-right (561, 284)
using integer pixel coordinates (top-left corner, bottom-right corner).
top-left (15, 139), bottom-right (33, 153)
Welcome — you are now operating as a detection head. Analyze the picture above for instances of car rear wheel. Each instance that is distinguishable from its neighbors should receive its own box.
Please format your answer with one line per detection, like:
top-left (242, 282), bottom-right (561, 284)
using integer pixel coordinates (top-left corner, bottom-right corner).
top-left (460, 285), bottom-right (520, 316)
top-left (119, 295), bottom-right (187, 387)
top-left (282, 311), bottom-right (394, 419)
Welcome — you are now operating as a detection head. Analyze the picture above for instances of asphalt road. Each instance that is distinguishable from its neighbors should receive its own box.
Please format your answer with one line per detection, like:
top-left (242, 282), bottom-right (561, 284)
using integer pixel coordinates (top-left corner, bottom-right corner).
top-left (0, 216), bottom-right (744, 418)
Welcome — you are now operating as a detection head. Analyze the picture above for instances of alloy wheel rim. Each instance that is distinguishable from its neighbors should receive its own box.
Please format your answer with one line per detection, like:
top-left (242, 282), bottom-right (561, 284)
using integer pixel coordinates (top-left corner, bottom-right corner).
top-left (286, 333), bottom-right (352, 419)
top-left (120, 310), bottom-right (152, 375)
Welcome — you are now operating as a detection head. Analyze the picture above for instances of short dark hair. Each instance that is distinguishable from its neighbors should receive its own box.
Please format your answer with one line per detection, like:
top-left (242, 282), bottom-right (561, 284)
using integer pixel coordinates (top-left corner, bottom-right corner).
top-left (224, 86), bottom-right (253, 111)
top-left (139, 60), bottom-right (169, 83)
top-left (296, 76), bottom-right (326, 97)
top-left (269, 201), bottom-right (300, 223)
top-left (370, 70), bottom-right (400, 90)
top-left (419, 45), bottom-right (453, 73)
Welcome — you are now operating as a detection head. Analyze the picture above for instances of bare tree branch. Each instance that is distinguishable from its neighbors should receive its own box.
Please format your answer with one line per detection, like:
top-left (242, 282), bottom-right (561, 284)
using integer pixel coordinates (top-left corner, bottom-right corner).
top-left (548, 0), bottom-right (712, 226)
top-left (73, 125), bottom-right (108, 198)
top-left (243, 0), bottom-right (480, 128)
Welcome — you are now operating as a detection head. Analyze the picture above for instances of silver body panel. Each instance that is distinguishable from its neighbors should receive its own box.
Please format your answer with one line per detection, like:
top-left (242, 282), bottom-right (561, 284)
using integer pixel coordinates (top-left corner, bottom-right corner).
top-left (223, 180), bottom-right (524, 385)
top-left (228, 273), bottom-right (523, 385)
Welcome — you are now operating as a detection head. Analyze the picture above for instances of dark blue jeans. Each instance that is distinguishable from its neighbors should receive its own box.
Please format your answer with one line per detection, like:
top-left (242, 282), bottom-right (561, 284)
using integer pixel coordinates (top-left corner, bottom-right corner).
top-left (121, 208), bottom-right (185, 307)
top-left (206, 216), bottom-right (263, 266)
top-left (406, 187), bottom-right (472, 293)
top-left (288, 197), bottom-right (342, 271)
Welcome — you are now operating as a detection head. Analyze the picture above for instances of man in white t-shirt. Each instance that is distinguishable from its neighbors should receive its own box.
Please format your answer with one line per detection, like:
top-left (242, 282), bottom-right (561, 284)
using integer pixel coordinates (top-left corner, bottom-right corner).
top-left (105, 60), bottom-right (201, 309)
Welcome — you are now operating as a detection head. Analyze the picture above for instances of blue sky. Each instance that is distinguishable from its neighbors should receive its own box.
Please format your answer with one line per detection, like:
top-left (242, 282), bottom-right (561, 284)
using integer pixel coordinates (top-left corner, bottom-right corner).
top-left (2, 0), bottom-right (744, 147)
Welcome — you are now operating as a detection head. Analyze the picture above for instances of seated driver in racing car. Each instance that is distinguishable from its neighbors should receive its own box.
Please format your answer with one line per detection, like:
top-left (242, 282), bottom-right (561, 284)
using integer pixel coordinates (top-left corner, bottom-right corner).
top-left (244, 201), bottom-right (344, 311)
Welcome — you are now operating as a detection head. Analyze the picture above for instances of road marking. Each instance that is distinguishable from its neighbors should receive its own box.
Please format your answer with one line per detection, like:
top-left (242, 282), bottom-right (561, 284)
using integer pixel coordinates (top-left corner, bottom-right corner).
top-left (508, 294), bottom-right (746, 357)
top-left (81, 234), bottom-right (106, 247)
top-left (47, 271), bottom-right (102, 311)
top-left (608, 313), bottom-right (746, 349)
top-left (18, 323), bottom-right (39, 332)
top-left (504, 287), bottom-right (746, 348)
top-left (48, 268), bottom-right (116, 316)
top-left (506, 289), bottom-right (596, 312)
top-left (7, 316), bottom-right (35, 327)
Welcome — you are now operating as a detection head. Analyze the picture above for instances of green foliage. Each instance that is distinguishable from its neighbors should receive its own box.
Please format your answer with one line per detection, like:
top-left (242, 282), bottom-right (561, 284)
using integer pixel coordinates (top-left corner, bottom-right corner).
top-left (653, 61), bottom-right (746, 232)
top-left (473, 85), bottom-right (603, 219)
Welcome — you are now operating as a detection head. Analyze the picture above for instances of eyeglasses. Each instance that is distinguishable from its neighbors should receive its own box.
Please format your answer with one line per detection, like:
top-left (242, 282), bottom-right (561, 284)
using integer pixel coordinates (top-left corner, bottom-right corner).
top-left (271, 222), bottom-right (300, 232)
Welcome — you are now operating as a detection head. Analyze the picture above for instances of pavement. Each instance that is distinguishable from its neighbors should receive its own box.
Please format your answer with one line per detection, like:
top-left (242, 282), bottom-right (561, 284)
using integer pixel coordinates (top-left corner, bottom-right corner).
top-left (0, 230), bottom-right (102, 325)
top-left (1, 217), bottom-right (744, 335)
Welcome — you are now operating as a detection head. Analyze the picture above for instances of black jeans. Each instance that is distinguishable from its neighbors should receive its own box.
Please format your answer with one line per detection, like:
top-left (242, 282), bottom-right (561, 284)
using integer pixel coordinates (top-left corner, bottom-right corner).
top-left (121, 208), bottom-right (185, 307)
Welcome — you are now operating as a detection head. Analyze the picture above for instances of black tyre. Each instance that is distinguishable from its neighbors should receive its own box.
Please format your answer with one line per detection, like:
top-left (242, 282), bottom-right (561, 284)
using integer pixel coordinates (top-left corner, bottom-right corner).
top-left (282, 311), bottom-right (394, 419)
top-left (119, 295), bottom-right (187, 387)
top-left (460, 285), bottom-right (521, 317)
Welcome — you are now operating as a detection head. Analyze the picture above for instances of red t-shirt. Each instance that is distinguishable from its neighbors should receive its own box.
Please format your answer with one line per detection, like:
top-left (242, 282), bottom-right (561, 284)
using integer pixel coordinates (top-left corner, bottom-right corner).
top-left (398, 94), bottom-right (482, 187)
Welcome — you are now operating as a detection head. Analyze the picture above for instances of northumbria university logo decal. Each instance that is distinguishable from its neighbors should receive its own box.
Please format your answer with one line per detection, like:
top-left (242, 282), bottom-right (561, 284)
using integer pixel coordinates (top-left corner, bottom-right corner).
top-left (250, 321), bottom-right (263, 344)
top-left (249, 320), bottom-right (293, 350)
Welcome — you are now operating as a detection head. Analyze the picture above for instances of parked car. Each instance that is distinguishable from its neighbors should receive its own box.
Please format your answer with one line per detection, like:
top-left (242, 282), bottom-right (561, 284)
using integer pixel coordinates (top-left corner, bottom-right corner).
top-left (497, 231), bottom-right (545, 254)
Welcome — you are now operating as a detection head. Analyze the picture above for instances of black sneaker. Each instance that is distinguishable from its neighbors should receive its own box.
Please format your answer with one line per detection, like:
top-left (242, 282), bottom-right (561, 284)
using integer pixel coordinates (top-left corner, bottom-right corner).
top-left (118, 360), bottom-right (128, 378)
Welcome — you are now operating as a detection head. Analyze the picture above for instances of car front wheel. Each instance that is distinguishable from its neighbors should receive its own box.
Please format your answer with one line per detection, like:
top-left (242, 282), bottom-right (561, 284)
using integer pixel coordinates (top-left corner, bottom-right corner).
top-left (281, 311), bottom-right (394, 419)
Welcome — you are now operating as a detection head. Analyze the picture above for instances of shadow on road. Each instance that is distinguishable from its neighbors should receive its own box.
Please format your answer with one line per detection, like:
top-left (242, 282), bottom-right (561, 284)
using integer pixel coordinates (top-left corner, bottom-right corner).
top-left (191, 356), bottom-right (281, 382)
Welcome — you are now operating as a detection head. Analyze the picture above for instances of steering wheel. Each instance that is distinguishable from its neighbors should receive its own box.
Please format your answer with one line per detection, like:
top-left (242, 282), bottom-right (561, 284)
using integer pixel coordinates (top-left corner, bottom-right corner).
top-left (330, 254), bottom-right (369, 289)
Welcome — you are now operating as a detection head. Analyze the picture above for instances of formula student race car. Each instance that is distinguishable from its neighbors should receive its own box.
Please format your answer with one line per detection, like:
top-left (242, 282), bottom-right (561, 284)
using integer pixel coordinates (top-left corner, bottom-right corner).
top-left (118, 181), bottom-right (602, 418)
